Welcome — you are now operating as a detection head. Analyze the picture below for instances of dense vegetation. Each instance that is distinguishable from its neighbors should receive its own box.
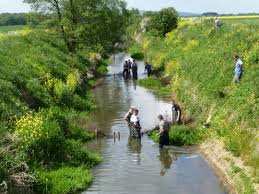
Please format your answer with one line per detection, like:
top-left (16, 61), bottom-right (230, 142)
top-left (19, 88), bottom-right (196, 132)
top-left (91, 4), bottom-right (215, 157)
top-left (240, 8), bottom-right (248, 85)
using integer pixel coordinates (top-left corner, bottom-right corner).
top-left (0, 0), bottom-right (130, 193)
top-left (131, 16), bottom-right (259, 192)
top-left (0, 29), bottom-right (104, 193)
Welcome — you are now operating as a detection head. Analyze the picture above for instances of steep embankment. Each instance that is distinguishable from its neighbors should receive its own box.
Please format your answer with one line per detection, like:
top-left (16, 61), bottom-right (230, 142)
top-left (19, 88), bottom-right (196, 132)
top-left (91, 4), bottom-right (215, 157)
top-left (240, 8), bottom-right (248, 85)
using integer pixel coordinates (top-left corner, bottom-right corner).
top-left (139, 20), bottom-right (259, 193)
top-left (0, 29), bottom-right (105, 193)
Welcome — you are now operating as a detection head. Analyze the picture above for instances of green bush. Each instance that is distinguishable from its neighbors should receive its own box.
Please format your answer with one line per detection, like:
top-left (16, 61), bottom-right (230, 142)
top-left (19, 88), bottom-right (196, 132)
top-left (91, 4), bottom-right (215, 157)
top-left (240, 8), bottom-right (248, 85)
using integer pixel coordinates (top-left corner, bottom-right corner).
top-left (138, 77), bottom-right (171, 97)
top-left (35, 166), bottom-right (93, 194)
top-left (148, 125), bottom-right (202, 146)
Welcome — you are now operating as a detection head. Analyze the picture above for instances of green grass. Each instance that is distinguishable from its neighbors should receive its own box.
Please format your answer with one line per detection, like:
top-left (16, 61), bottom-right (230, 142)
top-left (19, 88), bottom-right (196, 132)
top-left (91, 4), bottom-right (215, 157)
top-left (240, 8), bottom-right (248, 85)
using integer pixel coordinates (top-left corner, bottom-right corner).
top-left (230, 163), bottom-right (256, 194)
top-left (128, 42), bottom-right (144, 59)
top-left (138, 77), bottom-right (171, 97)
top-left (222, 18), bottom-right (259, 25)
top-left (148, 125), bottom-right (202, 146)
top-left (0, 29), bottom-right (103, 192)
top-left (35, 166), bottom-right (93, 194)
top-left (138, 19), bottom-right (259, 174)
top-left (0, 25), bottom-right (24, 33)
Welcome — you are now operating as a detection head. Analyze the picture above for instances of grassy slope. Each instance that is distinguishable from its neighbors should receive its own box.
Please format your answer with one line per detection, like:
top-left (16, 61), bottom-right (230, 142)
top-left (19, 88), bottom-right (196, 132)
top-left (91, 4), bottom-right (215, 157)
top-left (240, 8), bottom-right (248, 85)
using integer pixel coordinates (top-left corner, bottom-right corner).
top-left (140, 19), bottom-right (258, 191)
top-left (0, 29), bottom-right (102, 193)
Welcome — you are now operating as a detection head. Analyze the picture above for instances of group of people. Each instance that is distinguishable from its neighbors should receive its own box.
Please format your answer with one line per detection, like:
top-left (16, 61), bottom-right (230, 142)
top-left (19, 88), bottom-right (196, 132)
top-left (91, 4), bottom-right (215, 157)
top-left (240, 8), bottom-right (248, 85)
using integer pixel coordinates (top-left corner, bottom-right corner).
top-left (123, 59), bottom-right (153, 79)
top-left (212, 19), bottom-right (245, 83)
top-left (123, 59), bottom-right (138, 79)
top-left (124, 100), bottom-right (181, 148)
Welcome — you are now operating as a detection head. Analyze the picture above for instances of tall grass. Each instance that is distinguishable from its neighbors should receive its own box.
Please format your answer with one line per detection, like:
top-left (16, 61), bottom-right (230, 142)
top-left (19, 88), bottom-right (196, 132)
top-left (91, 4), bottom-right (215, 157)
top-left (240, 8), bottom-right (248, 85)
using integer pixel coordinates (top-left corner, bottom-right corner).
top-left (0, 29), bottom-right (103, 192)
top-left (142, 20), bottom-right (259, 174)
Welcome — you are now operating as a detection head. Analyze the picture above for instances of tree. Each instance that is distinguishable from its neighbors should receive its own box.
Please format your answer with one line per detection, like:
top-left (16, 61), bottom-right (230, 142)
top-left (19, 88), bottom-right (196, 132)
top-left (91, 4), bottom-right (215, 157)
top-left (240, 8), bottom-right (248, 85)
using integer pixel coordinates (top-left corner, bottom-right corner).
top-left (148, 7), bottom-right (179, 37)
top-left (24, 0), bottom-right (128, 54)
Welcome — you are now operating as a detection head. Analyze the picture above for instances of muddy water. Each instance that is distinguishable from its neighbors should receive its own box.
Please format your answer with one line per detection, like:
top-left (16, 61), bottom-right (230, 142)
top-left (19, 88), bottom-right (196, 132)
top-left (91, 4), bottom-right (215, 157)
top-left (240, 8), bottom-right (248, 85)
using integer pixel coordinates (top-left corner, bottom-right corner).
top-left (83, 54), bottom-right (228, 194)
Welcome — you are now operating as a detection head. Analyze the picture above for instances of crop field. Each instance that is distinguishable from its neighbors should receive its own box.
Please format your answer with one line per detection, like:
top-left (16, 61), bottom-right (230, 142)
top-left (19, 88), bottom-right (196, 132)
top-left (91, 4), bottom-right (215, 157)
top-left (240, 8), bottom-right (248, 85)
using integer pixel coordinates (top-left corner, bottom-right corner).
top-left (183, 15), bottom-right (259, 25)
top-left (0, 25), bottom-right (24, 33)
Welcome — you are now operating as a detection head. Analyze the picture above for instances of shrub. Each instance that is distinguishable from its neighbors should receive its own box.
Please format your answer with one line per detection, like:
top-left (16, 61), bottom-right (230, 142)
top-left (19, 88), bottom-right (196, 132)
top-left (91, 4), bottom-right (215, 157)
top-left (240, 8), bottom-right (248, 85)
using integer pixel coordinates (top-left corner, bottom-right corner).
top-left (148, 125), bottom-right (202, 146)
top-left (35, 166), bottom-right (93, 194)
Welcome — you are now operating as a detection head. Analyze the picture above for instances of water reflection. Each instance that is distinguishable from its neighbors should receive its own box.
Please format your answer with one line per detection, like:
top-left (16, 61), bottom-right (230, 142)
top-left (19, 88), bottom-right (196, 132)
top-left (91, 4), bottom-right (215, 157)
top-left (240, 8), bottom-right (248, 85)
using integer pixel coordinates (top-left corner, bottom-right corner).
top-left (159, 148), bottom-right (176, 176)
top-left (84, 53), bottom-right (228, 194)
top-left (127, 136), bottom-right (142, 165)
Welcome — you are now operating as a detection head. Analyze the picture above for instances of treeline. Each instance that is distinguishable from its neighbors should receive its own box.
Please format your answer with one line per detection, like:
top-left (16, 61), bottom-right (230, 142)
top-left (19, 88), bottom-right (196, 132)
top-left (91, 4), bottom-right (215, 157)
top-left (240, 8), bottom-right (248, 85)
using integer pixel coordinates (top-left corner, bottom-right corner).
top-left (25, 0), bottom-right (129, 55)
top-left (0, 13), bottom-right (27, 26)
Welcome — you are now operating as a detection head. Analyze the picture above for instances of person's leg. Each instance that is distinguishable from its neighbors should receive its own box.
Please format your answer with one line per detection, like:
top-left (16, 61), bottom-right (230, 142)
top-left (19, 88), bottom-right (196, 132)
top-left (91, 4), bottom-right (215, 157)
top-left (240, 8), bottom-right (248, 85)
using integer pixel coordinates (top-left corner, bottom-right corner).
top-left (123, 69), bottom-right (127, 78)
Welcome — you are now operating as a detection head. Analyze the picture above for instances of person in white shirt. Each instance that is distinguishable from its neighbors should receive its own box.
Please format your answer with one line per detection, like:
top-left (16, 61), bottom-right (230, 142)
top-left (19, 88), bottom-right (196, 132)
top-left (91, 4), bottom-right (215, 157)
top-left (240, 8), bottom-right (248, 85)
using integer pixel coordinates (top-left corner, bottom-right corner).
top-left (233, 55), bottom-right (244, 83)
top-left (124, 107), bottom-right (134, 123)
top-left (130, 109), bottom-right (141, 138)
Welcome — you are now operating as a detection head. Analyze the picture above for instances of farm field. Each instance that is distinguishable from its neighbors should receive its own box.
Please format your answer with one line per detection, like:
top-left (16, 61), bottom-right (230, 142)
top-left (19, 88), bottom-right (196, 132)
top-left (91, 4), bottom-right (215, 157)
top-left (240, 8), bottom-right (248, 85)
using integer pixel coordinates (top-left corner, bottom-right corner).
top-left (0, 25), bottom-right (24, 33)
top-left (183, 15), bottom-right (259, 25)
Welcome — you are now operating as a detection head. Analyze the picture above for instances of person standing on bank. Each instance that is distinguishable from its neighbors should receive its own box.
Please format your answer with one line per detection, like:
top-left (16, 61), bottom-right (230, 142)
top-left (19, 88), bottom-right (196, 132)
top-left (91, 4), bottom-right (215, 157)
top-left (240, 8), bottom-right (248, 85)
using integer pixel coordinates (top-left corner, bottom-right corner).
top-left (233, 55), bottom-right (244, 83)
top-left (132, 59), bottom-right (138, 79)
top-left (157, 115), bottom-right (170, 148)
top-left (214, 17), bottom-right (222, 28)
top-left (145, 62), bottom-right (152, 77)
top-left (172, 100), bottom-right (181, 124)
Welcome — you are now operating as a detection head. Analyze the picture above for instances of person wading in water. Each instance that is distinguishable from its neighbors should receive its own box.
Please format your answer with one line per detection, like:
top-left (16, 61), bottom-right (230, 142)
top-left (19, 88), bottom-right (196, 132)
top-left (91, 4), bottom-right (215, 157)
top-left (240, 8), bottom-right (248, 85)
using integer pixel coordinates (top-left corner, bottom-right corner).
top-left (156, 115), bottom-right (170, 148)
top-left (123, 60), bottom-right (129, 78)
top-left (132, 59), bottom-right (138, 79)
top-left (124, 107), bottom-right (134, 123)
top-left (130, 109), bottom-right (141, 138)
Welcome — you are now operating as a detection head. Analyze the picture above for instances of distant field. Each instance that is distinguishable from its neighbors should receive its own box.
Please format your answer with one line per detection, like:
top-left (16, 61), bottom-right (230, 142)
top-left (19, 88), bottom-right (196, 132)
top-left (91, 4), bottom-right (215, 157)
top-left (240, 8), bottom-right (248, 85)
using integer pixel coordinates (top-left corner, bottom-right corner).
top-left (183, 15), bottom-right (259, 25)
top-left (218, 15), bottom-right (259, 24)
top-left (0, 25), bottom-right (24, 33)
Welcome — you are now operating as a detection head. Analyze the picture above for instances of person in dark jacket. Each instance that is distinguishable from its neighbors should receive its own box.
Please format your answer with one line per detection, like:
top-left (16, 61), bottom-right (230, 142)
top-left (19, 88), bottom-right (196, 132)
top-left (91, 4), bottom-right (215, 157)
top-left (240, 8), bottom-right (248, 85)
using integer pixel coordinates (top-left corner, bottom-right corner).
top-left (145, 62), bottom-right (152, 77)
top-left (132, 60), bottom-right (138, 79)
top-left (172, 100), bottom-right (181, 124)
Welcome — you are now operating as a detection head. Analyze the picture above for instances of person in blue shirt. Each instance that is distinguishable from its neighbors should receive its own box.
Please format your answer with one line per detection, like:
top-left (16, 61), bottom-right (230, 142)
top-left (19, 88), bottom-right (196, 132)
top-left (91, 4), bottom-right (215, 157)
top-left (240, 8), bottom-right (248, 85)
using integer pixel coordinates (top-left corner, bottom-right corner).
top-left (233, 55), bottom-right (244, 83)
top-left (145, 62), bottom-right (152, 77)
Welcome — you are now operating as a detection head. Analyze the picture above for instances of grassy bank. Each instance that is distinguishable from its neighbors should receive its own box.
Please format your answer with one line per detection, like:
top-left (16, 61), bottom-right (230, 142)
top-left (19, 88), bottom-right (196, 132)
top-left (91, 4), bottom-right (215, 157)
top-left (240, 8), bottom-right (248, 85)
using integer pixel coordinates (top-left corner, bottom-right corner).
top-left (134, 18), bottom-right (258, 192)
top-left (0, 29), bottom-right (105, 193)
top-left (138, 77), bottom-right (171, 97)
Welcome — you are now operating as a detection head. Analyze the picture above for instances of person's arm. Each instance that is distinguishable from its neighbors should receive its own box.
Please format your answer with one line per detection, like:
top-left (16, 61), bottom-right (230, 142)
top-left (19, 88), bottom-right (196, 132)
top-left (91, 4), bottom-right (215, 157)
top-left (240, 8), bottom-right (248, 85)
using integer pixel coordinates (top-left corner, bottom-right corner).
top-left (124, 112), bottom-right (129, 121)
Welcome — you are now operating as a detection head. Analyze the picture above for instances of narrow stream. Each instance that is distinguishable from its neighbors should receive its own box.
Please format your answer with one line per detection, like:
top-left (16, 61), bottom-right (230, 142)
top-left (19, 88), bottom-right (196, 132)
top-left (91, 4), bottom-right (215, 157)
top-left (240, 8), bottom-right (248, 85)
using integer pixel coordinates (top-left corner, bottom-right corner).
top-left (83, 54), bottom-right (228, 194)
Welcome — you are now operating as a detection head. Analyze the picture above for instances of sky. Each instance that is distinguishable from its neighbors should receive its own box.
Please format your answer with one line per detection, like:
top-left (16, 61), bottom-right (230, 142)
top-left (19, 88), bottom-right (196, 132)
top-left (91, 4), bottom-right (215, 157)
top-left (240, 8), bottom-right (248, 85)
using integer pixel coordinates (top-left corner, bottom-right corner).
top-left (1, 0), bottom-right (259, 14)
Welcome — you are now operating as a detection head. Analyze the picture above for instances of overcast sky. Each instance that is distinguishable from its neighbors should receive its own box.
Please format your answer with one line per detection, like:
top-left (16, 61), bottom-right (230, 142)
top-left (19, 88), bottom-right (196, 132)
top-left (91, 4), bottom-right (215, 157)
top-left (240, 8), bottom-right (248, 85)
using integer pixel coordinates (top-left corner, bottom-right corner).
top-left (1, 0), bottom-right (259, 14)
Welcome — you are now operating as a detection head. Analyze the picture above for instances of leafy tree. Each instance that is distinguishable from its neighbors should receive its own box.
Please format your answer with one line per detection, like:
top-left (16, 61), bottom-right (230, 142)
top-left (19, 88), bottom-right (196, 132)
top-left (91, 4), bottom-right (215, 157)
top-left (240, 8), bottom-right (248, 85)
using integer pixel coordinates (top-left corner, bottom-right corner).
top-left (24, 0), bottom-right (128, 54)
top-left (148, 7), bottom-right (179, 37)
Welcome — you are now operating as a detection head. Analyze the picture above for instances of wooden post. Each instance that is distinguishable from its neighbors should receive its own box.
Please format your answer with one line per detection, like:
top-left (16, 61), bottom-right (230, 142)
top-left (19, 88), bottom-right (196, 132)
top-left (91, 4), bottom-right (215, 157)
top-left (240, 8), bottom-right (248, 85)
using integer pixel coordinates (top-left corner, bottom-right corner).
top-left (118, 132), bottom-right (120, 141)
top-left (95, 130), bottom-right (98, 138)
